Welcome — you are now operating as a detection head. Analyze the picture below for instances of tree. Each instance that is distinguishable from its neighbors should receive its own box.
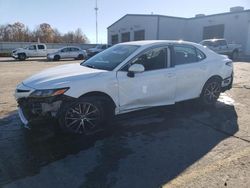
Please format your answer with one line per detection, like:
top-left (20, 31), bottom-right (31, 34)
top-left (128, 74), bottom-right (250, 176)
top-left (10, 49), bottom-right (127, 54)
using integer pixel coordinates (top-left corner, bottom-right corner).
top-left (34, 23), bottom-right (55, 43)
top-left (63, 31), bottom-right (74, 43)
top-left (0, 22), bottom-right (90, 43)
top-left (73, 28), bottom-right (90, 43)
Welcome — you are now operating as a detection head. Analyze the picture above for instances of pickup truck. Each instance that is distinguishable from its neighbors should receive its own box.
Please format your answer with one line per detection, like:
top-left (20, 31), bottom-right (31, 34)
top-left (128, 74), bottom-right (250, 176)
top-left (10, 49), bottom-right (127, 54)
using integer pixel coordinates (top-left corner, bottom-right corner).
top-left (200, 39), bottom-right (242, 60)
top-left (11, 44), bottom-right (56, 61)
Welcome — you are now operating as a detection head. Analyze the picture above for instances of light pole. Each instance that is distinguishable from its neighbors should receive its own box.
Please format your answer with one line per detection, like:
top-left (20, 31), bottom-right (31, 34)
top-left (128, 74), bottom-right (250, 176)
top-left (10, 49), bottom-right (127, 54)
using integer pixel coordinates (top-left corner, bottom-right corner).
top-left (95, 0), bottom-right (98, 44)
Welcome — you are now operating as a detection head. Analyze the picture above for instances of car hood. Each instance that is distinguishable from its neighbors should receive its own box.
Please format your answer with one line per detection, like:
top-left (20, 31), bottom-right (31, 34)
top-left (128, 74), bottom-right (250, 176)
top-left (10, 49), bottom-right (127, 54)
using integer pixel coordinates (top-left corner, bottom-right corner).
top-left (12, 48), bottom-right (23, 53)
top-left (23, 63), bottom-right (106, 89)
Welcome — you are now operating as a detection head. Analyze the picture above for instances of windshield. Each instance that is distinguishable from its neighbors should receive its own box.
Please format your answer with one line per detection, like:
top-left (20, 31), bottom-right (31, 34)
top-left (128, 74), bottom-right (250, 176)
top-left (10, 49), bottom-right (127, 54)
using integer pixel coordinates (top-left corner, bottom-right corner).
top-left (81, 45), bottom-right (140, 71)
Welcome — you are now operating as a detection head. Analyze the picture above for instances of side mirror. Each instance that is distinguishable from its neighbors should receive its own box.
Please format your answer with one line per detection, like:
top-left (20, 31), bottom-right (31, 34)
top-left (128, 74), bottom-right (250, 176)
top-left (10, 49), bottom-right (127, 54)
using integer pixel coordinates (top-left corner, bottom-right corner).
top-left (127, 64), bottom-right (145, 77)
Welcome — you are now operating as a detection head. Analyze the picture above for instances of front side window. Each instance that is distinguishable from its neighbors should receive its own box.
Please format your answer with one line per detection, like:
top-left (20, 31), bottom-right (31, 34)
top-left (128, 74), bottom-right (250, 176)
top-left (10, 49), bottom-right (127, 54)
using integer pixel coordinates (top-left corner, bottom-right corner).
top-left (61, 48), bottom-right (69, 52)
top-left (70, 48), bottom-right (79, 51)
top-left (123, 47), bottom-right (167, 71)
top-left (81, 45), bottom-right (139, 71)
top-left (28, 45), bottom-right (36, 50)
top-left (174, 45), bottom-right (198, 65)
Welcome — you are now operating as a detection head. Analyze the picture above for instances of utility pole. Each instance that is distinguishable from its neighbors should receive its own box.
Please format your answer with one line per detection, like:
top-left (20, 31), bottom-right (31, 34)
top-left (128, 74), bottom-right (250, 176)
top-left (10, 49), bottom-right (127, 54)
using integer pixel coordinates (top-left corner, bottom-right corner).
top-left (95, 0), bottom-right (98, 44)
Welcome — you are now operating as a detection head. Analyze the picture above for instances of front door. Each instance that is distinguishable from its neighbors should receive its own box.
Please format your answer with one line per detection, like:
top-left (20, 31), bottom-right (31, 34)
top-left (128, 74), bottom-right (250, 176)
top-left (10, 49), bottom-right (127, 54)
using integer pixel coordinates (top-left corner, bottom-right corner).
top-left (117, 46), bottom-right (176, 112)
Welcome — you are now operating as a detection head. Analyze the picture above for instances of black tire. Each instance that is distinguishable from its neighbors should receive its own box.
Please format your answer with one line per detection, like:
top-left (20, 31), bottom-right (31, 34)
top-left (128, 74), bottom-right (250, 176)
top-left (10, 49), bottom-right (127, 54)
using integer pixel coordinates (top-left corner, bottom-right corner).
top-left (58, 97), bottom-right (108, 135)
top-left (54, 55), bottom-right (60, 61)
top-left (18, 53), bottom-right (26, 61)
top-left (200, 77), bottom-right (222, 106)
top-left (77, 54), bottom-right (84, 60)
top-left (231, 50), bottom-right (239, 60)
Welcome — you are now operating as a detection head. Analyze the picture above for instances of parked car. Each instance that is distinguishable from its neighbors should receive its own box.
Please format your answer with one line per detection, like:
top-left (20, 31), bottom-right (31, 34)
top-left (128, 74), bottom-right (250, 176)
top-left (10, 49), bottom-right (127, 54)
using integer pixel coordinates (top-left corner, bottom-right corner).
top-left (15, 40), bottom-right (233, 134)
top-left (86, 44), bottom-right (111, 57)
top-left (11, 43), bottom-right (55, 61)
top-left (47, 46), bottom-right (87, 61)
top-left (200, 39), bottom-right (242, 60)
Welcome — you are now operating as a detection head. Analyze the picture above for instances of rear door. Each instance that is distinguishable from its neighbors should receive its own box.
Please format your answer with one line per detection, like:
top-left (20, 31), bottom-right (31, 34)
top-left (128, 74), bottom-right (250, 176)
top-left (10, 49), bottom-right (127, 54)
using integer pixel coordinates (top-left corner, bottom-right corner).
top-left (69, 47), bottom-right (80, 58)
top-left (37, 44), bottom-right (46, 56)
top-left (173, 44), bottom-right (207, 102)
top-left (117, 46), bottom-right (176, 112)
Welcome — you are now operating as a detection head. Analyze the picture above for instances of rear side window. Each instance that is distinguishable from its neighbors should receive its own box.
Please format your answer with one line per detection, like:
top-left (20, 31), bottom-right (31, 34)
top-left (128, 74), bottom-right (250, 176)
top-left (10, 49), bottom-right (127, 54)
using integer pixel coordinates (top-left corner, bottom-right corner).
top-left (38, 45), bottom-right (45, 50)
top-left (174, 45), bottom-right (206, 65)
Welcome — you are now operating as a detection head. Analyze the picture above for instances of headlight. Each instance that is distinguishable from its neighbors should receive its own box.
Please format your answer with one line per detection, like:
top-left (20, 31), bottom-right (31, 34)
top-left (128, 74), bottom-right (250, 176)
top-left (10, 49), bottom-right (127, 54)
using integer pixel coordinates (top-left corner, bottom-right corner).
top-left (226, 61), bottom-right (233, 67)
top-left (30, 88), bottom-right (69, 98)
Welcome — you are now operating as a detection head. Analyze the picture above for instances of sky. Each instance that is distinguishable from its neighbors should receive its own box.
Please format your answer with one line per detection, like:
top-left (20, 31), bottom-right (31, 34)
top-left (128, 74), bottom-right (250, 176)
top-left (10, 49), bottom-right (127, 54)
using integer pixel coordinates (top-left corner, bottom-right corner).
top-left (0, 0), bottom-right (249, 43)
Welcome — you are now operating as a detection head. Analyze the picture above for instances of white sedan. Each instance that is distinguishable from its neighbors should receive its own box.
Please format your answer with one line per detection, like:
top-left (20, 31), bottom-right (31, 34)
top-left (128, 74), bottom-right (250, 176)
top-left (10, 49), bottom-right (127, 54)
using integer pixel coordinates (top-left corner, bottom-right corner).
top-left (15, 40), bottom-right (233, 134)
top-left (47, 46), bottom-right (87, 61)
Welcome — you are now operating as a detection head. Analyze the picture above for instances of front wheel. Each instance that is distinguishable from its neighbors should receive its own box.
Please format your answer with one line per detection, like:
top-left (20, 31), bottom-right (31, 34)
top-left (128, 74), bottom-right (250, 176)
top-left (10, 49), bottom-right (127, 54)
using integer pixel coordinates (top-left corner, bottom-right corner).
top-left (54, 55), bottom-right (60, 61)
top-left (18, 53), bottom-right (26, 61)
top-left (200, 78), bottom-right (222, 106)
top-left (58, 97), bottom-right (105, 135)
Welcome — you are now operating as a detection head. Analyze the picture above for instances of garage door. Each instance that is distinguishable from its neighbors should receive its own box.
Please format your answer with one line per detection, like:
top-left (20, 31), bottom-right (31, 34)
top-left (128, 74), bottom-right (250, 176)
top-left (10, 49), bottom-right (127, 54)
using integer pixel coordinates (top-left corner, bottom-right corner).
top-left (203, 24), bottom-right (225, 39)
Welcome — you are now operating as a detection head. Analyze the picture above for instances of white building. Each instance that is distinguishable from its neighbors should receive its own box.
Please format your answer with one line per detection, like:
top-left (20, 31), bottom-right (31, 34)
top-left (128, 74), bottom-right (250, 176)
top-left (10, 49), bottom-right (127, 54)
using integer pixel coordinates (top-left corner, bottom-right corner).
top-left (107, 6), bottom-right (250, 54)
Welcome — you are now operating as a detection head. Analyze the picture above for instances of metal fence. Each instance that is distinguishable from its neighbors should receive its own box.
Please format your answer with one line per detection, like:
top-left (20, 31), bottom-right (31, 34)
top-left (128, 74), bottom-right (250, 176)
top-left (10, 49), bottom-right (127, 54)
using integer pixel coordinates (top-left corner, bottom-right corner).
top-left (0, 42), bottom-right (97, 53)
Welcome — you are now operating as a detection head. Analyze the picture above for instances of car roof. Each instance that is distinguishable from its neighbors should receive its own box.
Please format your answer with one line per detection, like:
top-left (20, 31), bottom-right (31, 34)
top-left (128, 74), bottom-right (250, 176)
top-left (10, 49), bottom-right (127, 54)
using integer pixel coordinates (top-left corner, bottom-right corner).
top-left (61, 46), bottom-right (80, 48)
top-left (119, 40), bottom-right (201, 47)
top-left (201, 39), bottom-right (225, 42)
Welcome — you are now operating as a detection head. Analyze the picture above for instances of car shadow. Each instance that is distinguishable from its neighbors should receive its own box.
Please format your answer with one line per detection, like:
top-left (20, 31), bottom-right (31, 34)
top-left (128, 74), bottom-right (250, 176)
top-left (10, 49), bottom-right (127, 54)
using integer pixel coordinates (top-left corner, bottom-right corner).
top-left (0, 99), bottom-right (238, 187)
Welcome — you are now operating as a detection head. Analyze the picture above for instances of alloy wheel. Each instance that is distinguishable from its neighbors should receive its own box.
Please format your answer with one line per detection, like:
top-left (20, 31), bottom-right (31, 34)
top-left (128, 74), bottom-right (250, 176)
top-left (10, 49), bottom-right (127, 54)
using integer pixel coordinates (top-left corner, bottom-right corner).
top-left (64, 102), bottom-right (100, 134)
top-left (204, 81), bottom-right (221, 104)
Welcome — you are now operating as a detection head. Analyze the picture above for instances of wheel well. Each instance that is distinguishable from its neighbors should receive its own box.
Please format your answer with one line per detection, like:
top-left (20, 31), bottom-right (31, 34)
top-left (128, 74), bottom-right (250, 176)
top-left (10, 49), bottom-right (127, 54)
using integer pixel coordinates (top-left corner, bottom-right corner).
top-left (80, 91), bottom-right (116, 109)
top-left (200, 75), bottom-right (223, 96)
top-left (207, 75), bottom-right (223, 82)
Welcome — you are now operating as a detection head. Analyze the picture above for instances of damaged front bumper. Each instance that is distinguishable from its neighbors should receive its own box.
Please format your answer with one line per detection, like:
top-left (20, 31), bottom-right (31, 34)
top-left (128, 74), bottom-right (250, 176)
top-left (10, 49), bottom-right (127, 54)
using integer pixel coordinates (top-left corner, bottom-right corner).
top-left (17, 95), bottom-right (74, 129)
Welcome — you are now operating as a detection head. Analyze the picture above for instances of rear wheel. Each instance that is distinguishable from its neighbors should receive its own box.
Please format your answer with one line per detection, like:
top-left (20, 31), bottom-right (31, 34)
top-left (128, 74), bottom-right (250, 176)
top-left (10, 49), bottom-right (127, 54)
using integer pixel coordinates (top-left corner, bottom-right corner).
top-left (58, 97), bottom-right (107, 135)
top-left (77, 54), bottom-right (84, 60)
top-left (200, 78), bottom-right (222, 106)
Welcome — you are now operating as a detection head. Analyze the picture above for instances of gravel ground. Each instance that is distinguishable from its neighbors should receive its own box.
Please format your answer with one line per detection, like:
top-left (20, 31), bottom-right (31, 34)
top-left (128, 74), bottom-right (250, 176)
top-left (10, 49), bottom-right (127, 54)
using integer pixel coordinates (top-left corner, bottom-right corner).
top-left (0, 58), bottom-right (249, 188)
